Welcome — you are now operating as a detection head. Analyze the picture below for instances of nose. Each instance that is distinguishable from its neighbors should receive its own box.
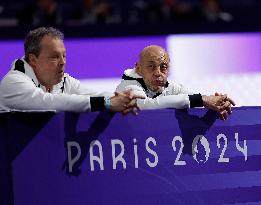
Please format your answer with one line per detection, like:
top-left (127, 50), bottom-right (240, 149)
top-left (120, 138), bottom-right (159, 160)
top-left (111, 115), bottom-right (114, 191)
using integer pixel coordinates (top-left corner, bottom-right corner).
top-left (60, 56), bottom-right (66, 66)
top-left (153, 66), bottom-right (161, 77)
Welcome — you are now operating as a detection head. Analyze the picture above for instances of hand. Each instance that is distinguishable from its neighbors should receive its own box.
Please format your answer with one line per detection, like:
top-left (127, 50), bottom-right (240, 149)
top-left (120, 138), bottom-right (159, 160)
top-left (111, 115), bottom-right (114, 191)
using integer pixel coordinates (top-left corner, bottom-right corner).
top-left (122, 99), bottom-right (140, 115)
top-left (215, 92), bottom-right (236, 109)
top-left (121, 89), bottom-right (145, 115)
top-left (202, 94), bottom-right (235, 120)
top-left (109, 89), bottom-right (144, 114)
top-left (215, 93), bottom-right (236, 120)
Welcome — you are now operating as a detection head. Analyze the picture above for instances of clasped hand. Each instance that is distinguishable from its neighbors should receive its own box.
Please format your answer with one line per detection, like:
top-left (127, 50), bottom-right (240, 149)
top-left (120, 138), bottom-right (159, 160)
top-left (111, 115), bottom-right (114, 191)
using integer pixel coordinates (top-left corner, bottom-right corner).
top-left (110, 89), bottom-right (144, 115)
top-left (203, 93), bottom-right (236, 120)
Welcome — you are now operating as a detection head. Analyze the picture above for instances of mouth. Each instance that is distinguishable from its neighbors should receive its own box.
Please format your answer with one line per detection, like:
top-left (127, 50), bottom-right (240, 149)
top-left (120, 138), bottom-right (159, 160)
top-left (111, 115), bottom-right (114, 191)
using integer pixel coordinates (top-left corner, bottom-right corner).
top-left (58, 70), bottom-right (64, 75)
top-left (57, 71), bottom-right (64, 80)
top-left (153, 79), bottom-right (164, 86)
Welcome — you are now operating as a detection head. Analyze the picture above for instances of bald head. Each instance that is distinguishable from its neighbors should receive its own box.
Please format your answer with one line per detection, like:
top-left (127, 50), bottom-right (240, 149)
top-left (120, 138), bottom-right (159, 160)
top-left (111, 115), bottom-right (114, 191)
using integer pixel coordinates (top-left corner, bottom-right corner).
top-left (136, 45), bottom-right (170, 92)
top-left (138, 45), bottom-right (170, 65)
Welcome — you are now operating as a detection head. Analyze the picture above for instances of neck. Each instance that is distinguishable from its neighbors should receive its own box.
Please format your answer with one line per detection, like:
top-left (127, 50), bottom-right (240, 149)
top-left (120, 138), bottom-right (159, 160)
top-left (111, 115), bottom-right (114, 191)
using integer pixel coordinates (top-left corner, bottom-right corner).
top-left (45, 85), bottom-right (53, 93)
top-left (28, 63), bottom-right (53, 92)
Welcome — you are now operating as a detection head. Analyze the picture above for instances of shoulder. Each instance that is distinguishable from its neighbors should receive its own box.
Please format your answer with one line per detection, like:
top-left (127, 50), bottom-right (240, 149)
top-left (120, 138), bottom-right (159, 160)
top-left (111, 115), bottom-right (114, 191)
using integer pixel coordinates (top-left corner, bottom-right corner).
top-left (123, 68), bottom-right (141, 78)
top-left (116, 78), bottom-right (144, 92)
top-left (1, 70), bottom-right (31, 85)
top-left (117, 80), bottom-right (146, 97)
top-left (0, 70), bottom-right (37, 96)
top-left (116, 68), bottom-right (143, 91)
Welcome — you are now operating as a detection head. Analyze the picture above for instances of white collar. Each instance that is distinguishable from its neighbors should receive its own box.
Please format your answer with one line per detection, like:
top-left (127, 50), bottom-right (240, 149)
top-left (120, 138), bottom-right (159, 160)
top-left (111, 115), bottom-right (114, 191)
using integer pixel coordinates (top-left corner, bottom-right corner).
top-left (123, 68), bottom-right (167, 96)
top-left (124, 68), bottom-right (142, 78)
top-left (11, 57), bottom-right (40, 87)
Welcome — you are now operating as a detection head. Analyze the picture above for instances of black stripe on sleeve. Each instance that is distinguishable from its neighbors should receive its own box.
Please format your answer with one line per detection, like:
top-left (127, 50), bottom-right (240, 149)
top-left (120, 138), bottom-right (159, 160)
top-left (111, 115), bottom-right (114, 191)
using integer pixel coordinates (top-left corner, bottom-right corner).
top-left (189, 94), bottom-right (203, 108)
top-left (90, 97), bottom-right (105, 112)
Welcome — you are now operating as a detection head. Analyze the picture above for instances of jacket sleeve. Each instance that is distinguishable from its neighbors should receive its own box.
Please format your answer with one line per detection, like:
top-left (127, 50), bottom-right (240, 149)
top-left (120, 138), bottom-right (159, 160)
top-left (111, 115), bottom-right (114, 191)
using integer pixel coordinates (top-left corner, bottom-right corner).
top-left (116, 81), bottom-right (190, 110)
top-left (137, 95), bottom-right (190, 110)
top-left (0, 72), bottom-right (93, 112)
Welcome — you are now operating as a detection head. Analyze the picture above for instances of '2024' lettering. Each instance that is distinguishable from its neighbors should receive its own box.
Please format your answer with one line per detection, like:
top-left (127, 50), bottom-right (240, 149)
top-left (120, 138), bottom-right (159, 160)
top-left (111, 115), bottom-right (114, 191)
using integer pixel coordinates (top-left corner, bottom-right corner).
top-left (172, 133), bottom-right (247, 165)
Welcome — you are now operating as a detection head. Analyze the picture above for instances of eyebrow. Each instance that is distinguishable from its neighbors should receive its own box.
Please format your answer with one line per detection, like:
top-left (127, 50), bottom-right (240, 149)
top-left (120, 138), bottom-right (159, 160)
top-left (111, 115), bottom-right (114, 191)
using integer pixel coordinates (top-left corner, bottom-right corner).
top-left (146, 60), bottom-right (168, 64)
top-left (49, 50), bottom-right (66, 54)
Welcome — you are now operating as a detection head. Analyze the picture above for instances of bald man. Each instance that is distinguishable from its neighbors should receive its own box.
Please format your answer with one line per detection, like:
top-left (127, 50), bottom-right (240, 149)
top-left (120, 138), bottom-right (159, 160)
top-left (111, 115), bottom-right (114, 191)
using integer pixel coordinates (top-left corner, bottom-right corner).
top-left (116, 45), bottom-right (235, 120)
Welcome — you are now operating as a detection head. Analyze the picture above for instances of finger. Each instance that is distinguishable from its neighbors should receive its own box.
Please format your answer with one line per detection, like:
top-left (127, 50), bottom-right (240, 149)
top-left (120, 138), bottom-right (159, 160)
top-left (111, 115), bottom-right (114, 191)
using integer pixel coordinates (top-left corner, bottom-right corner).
top-left (220, 110), bottom-right (229, 120)
top-left (135, 104), bottom-right (141, 112)
top-left (132, 94), bottom-right (145, 99)
top-left (219, 113), bottom-right (225, 120)
top-left (127, 90), bottom-right (134, 99)
top-left (121, 109), bottom-right (128, 115)
top-left (122, 107), bottom-right (133, 115)
top-left (226, 97), bottom-right (236, 106)
top-left (126, 99), bottom-right (136, 108)
top-left (216, 96), bottom-right (225, 105)
top-left (124, 89), bottom-right (132, 94)
top-left (219, 101), bottom-right (231, 114)
top-left (123, 89), bottom-right (144, 100)
top-left (222, 100), bottom-right (231, 109)
top-left (125, 89), bottom-right (134, 96)
top-left (123, 107), bottom-right (139, 116)
top-left (215, 92), bottom-right (224, 96)
top-left (120, 89), bottom-right (131, 99)
top-left (218, 102), bottom-right (231, 114)
top-left (131, 107), bottom-right (139, 115)
top-left (222, 94), bottom-right (228, 101)
top-left (217, 105), bottom-right (225, 112)
top-left (222, 102), bottom-right (232, 115)
top-left (227, 105), bottom-right (232, 114)
top-left (115, 91), bottom-right (130, 98)
top-left (223, 101), bottom-right (232, 114)
top-left (222, 94), bottom-right (236, 106)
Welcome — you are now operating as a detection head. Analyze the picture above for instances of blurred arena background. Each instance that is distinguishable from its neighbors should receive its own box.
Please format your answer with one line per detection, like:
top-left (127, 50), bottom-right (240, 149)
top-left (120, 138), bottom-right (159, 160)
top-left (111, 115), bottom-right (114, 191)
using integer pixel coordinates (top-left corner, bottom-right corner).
top-left (0, 0), bottom-right (260, 106)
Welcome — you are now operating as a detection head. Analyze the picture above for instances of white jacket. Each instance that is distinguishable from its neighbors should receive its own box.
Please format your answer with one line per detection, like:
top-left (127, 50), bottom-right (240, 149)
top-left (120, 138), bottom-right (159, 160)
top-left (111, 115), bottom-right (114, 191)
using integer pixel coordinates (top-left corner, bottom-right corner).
top-left (0, 58), bottom-right (111, 112)
top-left (116, 68), bottom-right (199, 110)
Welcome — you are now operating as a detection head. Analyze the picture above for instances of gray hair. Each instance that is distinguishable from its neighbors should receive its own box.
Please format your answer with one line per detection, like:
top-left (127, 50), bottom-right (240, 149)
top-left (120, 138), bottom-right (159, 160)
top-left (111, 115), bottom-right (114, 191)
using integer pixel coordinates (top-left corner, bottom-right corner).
top-left (24, 27), bottom-right (64, 62)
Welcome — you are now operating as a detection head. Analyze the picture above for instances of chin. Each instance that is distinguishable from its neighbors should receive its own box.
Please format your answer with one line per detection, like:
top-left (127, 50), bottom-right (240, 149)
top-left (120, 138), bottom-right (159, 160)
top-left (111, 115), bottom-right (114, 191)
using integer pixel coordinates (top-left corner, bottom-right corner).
top-left (151, 87), bottom-right (162, 93)
top-left (157, 87), bottom-right (164, 93)
top-left (55, 78), bottom-right (63, 84)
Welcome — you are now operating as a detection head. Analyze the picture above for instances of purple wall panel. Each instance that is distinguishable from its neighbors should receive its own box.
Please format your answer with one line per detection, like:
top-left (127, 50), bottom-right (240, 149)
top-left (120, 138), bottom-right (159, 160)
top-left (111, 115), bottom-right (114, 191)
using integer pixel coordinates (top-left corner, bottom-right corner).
top-left (0, 41), bottom-right (24, 79)
top-left (0, 37), bottom-right (166, 79)
top-left (65, 37), bottom-right (166, 79)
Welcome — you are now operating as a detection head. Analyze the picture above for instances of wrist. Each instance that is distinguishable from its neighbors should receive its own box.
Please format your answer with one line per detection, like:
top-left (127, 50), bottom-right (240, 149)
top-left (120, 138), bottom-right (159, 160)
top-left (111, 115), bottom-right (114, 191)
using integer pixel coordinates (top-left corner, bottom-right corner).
top-left (202, 95), bottom-right (207, 107)
top-left (104, 97), bottom-right (111, 111)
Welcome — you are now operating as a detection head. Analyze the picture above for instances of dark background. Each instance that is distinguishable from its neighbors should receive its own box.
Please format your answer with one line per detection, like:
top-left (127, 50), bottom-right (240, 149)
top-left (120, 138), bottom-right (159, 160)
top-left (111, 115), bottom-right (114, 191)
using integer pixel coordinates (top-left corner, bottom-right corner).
top-left (0, 0), bottom-right (260, 39)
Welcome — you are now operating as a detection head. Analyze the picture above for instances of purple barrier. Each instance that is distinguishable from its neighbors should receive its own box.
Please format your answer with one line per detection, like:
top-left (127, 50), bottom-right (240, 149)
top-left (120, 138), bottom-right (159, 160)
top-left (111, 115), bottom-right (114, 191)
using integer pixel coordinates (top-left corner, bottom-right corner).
top-left (1, 107), bottom-right (261, 205)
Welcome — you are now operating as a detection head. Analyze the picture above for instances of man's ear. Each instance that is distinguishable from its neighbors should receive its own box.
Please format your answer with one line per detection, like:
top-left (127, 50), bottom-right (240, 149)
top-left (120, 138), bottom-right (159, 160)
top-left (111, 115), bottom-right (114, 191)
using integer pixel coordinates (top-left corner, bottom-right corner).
top-left (135, 62), bottom-right (142, 76)
top-left (28, 54), bottom-right (37, 67)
